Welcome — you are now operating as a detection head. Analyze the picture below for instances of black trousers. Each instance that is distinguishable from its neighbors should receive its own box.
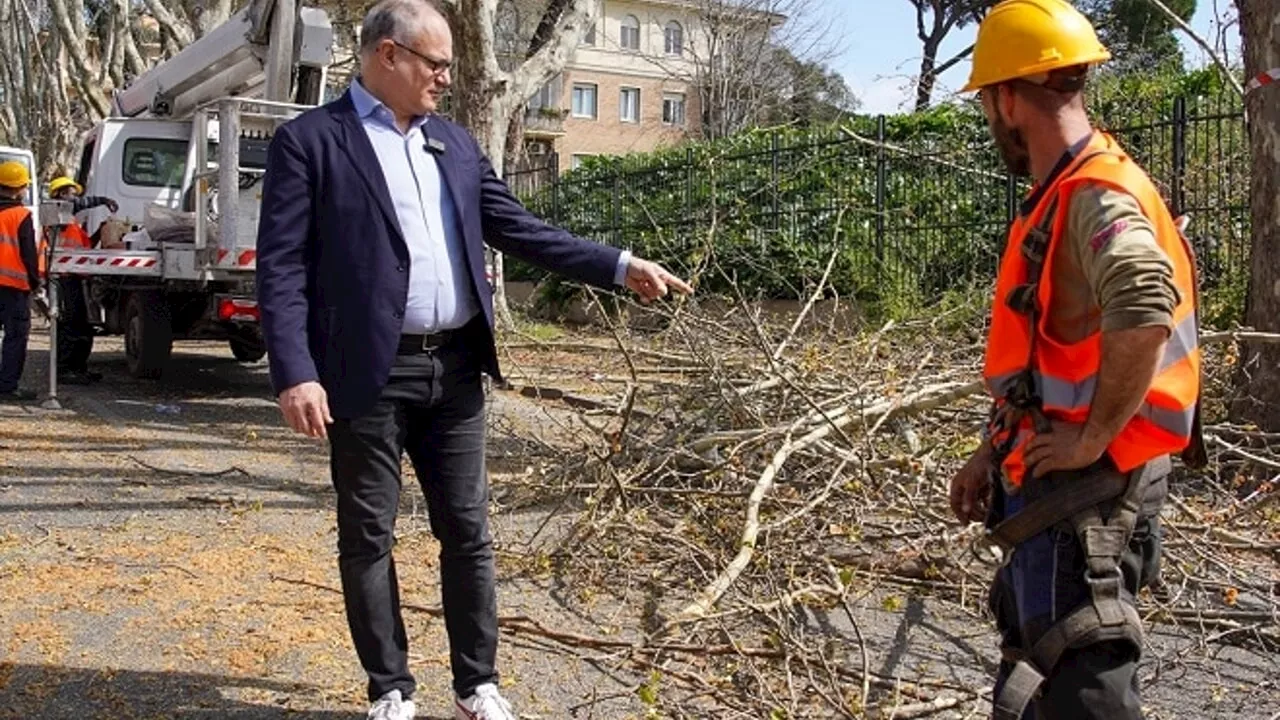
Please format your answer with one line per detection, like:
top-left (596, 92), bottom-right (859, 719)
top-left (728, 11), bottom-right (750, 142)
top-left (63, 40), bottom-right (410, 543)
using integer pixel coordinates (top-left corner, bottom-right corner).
top-left (0, 286), bottom-right (30, 393)
top-left (988, 466), bottom-right (1166, 720)
top-left (328, 332), bottom-right (496, 703)
top-left (56, 277), bottom-right (93, 373)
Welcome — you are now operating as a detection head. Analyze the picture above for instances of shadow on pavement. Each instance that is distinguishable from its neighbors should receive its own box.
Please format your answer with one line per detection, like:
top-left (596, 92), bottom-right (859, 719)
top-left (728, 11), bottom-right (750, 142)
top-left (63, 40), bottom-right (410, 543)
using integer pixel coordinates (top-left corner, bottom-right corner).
top-left (0, 662), bottom-right (374, 719)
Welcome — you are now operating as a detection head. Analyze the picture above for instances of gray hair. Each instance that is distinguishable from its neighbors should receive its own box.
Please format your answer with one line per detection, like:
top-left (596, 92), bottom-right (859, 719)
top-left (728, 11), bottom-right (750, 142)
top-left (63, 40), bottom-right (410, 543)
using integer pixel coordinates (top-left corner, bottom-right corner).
top-left (359, 0), bottom-right (445, 56)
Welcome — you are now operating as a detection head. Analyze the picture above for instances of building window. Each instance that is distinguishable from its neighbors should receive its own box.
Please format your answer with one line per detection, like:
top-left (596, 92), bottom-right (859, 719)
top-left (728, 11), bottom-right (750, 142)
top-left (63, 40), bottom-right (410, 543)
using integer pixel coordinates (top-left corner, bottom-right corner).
top-left (662, 93), bottom-right (686, 126)
top-left (620, 14), bottom-right (641, 51)
top-left (571, 153), bottom-right (594, 170)
top-left (664, 21), bottom-right (683, 56)
top-left (571, 83), bottom-right (598, 119)
top-left (583, 20), bottom-right (596, 45)
top-left (620, 87), bottom-right (640, 123)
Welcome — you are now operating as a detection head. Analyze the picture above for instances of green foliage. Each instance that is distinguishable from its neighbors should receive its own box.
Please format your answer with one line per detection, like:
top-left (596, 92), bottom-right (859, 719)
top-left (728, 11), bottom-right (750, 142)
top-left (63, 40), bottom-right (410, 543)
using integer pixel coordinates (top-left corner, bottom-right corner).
top-left (508, 67), bottom-right (1248, 326)
top-left (1077, 0), bottom-right (1197, 72)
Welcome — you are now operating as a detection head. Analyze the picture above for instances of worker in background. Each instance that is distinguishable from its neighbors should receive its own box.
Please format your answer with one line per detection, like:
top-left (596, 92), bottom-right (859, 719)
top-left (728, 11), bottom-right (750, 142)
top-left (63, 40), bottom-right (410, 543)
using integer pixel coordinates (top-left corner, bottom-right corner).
top-left (46, 176), bottom-right (118, 384)
top-left (0, 161), bottom-right (41, 401)
top-left (949, 1), bottom-right (1202, 718)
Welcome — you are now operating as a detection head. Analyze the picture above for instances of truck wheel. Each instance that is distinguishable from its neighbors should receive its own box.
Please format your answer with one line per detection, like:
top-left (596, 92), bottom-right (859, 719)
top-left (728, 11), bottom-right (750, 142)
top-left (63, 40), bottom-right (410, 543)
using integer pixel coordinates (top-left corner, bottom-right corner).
top-left (124, 292), bottom-right (173, 379)
top-left (229, 338), bottom-right (267, 362)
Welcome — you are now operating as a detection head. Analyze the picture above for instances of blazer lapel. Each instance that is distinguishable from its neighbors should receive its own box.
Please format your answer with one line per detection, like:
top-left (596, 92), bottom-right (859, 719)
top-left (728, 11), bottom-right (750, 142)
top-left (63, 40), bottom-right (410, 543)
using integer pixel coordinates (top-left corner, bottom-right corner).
top-left (330, 92), bottom-right (405, 243)
top-left (423, 120), bottom-right (468, 237)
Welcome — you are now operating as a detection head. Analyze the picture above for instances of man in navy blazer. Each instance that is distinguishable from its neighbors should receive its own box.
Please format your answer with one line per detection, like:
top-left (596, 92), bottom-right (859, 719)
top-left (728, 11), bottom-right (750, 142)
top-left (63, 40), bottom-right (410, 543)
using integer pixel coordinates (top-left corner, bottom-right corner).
top-left (255, 1), bottom-right (691, 717)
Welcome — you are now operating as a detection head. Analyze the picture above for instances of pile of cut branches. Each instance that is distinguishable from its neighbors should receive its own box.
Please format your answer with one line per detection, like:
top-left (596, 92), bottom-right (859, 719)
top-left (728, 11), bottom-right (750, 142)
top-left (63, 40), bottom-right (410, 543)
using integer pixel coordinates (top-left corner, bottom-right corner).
top-left (490, 293), bottom-right (1280, 719)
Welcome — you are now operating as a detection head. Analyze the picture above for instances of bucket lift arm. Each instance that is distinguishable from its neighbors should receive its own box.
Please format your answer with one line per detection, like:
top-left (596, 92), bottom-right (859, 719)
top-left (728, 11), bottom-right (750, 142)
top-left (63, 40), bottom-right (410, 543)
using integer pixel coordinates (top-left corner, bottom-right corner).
top-left (111, 0), bottom-right (333, 118)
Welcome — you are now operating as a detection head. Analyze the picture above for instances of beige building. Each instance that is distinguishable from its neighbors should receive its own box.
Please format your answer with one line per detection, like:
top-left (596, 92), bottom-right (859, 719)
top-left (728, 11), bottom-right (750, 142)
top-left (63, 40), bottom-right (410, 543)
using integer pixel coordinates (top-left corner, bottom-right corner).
top-left (523, 0), bottom-right (709, 170)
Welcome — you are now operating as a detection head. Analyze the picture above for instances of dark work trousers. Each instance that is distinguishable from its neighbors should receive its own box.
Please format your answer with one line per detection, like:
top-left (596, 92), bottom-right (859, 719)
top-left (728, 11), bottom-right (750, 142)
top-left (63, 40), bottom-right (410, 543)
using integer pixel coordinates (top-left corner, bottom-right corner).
top-left (56, 277), bottom-right (93, 373)
top-left (327, 329), bottom-right (496, 703)
top-left (0, 286), bottom-right (31, 392)
top-left (987, 463), bottom-right (1167, 720)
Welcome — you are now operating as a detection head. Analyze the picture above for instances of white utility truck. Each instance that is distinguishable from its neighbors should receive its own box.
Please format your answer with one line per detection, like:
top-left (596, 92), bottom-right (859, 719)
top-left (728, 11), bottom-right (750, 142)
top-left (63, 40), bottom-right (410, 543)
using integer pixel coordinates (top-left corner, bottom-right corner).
top-left (52, 0), bottom-right (333, 378)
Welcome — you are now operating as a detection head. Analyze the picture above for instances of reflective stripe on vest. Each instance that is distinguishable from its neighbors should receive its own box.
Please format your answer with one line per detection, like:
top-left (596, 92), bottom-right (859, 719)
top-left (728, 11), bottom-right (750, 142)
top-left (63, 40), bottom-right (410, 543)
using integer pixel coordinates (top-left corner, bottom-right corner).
top-left (982, 132), bottom-right (1200, 485)
top-left (0, 205), bottom-right (31, 292)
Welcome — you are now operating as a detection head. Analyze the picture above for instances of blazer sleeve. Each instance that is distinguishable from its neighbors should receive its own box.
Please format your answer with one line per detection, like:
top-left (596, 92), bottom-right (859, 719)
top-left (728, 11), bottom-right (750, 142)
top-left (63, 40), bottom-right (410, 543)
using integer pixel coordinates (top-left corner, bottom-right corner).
top-left (256, 123), bottom-right (320, 394)
top-left (471, 135), bottom-right (622, 290)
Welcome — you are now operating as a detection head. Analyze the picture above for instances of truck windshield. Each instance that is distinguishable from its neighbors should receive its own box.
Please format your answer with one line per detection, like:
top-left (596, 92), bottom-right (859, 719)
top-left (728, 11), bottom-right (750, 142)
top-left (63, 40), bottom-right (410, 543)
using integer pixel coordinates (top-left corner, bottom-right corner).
top-left (0, 150), bottom-right (35, 206)
top-left (122, 138), bottom-right (189, 189)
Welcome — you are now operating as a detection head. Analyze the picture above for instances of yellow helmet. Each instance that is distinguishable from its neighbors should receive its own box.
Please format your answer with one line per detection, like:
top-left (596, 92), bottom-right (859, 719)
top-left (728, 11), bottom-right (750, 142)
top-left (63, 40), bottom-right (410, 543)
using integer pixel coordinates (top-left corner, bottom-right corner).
top-left (962, 0), bottom-right (1111, 92)
top-left (48, 176), bottom-right (82, 196)
top-left (0, 161), bottom-right (30, 189)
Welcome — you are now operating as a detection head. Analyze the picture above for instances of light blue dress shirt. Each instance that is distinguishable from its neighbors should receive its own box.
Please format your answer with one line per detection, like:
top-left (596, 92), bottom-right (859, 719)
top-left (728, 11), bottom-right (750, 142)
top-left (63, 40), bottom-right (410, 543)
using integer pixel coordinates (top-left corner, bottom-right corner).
top-left (349, 80), bottom-right (632, 334)
top-left (349, 79), bottom-right (477, 333)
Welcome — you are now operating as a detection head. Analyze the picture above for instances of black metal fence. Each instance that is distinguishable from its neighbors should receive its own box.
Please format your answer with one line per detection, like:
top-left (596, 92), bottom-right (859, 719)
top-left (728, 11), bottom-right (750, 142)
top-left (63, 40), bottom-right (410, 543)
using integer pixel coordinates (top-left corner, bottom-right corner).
top-left (505, 92), bottom-right (1248, 306)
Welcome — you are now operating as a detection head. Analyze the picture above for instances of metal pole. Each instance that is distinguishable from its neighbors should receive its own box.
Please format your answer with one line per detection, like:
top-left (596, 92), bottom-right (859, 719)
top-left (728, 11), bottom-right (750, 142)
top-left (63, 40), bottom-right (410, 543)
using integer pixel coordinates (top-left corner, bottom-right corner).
top-left (874, 115), bottom-right (887, 271)
top-left (42, 228), bottom-right (60, 410)
top-left (194, 108), bottom-right (209, 249)
top-left (1171, 95), bottom-right (1187, 217)
top-left (218, 99), bottom-right (241, 259)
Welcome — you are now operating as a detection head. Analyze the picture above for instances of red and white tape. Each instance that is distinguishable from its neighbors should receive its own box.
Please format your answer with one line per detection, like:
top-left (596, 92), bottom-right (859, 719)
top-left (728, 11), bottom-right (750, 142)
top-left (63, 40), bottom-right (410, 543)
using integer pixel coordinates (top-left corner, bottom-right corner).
top-left (1246, 68), bottom-right (1280, 95)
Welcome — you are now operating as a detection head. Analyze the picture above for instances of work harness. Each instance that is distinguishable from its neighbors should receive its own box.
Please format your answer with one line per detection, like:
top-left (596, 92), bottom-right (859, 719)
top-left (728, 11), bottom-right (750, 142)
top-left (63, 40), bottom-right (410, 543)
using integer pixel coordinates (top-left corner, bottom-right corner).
top-left (980, 156), bottom-right (1207, 719)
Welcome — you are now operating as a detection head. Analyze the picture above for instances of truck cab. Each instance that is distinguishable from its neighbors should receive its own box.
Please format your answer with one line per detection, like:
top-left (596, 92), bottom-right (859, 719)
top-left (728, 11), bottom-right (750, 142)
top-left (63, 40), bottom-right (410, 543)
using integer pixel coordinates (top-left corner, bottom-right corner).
top-left (73, 120), bottom-right (190, 239)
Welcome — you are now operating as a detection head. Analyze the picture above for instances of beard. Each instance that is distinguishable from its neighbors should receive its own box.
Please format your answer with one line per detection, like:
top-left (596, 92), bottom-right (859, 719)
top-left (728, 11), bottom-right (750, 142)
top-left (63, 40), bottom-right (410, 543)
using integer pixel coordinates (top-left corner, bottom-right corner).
top-left (989, 114), bottom-right (1031, 178)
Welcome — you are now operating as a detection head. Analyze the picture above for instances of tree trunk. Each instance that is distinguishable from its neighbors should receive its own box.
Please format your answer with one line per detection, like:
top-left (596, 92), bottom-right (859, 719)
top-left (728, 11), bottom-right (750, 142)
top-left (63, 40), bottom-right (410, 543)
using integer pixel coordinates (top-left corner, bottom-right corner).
top-left (145, 0), bottom-right (194, 48)
top-left (915, 38), bottom-right (939, 112)
top-left (48, 0), bottom-right (112, 118)
top-left (1232, 1), bottom-right (1280, 429)
top-left (447, 0), bottom-right (592, 329)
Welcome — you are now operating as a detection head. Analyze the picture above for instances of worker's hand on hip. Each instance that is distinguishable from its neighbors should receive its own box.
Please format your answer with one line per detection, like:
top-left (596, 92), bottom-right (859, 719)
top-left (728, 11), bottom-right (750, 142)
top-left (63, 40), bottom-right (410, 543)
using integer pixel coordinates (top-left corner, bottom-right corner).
top-left (949, 443), bottom-right (993, 524)
top-left (278, 381), bottom-right (333, 439)
top-left (1024, 420), bottom-right (1106, 479)
top-left (625, 257), bottom-right (693, 303)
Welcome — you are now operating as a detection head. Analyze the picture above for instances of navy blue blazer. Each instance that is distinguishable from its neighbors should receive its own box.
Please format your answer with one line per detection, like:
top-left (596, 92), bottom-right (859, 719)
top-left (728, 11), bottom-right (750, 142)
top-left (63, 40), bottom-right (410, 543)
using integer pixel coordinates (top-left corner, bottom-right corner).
top-left (255, 91), bottom-right (623, 419)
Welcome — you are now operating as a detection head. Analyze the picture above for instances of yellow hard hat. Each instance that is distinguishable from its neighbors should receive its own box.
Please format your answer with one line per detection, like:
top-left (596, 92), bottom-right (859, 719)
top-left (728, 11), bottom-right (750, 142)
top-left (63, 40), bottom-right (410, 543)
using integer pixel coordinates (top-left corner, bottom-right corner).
top-left (48, 176), bottom-right (82, 196)
top-left (962, 0), bottom-right (1111, 92)
top-left (0, 161), bottom-right (30, 189)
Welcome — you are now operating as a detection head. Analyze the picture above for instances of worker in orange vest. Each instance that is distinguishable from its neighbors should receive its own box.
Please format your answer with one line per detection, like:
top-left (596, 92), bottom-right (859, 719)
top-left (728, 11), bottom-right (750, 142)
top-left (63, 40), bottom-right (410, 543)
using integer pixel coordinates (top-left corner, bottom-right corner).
top-left (0, 160), bottom-right (40, 401)
top-left (949, 2), bottom-right (1203, 718)
top-left (45, 176), bottom-right (118, 384)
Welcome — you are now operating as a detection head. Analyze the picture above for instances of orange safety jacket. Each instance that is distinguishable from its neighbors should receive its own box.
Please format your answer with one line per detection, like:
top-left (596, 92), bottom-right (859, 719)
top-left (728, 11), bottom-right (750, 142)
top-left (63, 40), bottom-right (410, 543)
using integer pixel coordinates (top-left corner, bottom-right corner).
top-left (38, 221), bottom-right (92, 278)
top-left (0, 205), bottom-right (32, 291)
top-left (983, 132), bottom-right (1200, 488)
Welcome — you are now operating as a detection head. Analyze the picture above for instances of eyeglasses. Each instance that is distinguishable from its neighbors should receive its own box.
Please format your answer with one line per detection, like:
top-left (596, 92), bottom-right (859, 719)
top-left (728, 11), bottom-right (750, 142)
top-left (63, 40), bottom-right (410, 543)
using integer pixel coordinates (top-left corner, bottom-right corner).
top-left (393, 41), bottom-right (453, 75)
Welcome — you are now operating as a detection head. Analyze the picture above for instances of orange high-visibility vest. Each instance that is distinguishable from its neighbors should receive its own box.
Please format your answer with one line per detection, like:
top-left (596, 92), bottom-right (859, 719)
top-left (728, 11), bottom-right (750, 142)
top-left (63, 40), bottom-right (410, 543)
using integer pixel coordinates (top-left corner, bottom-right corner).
top-left (38, 222), bottom-right (92, 278)
top-left (0, 205), bottom-right (32, 291)
top-left (983, 132), bottom-right (1200, 487)
top-left (60, 221), bottom-right (92, 249)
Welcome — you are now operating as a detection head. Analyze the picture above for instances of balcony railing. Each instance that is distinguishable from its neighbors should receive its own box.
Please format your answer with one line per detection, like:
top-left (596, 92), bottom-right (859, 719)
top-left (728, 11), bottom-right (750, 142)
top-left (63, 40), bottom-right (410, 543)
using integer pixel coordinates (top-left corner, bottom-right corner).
top-left (523, 108), bottom-right (568, 136)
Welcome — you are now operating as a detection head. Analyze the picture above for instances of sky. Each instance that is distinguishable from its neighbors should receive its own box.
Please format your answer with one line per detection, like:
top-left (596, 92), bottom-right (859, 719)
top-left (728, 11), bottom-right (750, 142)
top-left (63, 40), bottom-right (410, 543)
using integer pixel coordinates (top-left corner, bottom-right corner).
top-left (817, 1), bottom-right (1243, 116)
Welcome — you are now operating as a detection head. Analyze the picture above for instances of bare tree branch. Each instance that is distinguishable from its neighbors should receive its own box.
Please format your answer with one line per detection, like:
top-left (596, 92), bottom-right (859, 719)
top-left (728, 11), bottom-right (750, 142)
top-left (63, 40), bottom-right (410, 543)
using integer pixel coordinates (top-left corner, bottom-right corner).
top-left (1139, 0), bottom-right (1244, 97)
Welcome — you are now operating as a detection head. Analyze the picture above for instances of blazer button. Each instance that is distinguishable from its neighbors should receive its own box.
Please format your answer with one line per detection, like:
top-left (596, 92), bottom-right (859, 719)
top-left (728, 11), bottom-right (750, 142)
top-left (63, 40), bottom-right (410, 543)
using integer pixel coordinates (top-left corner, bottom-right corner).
top-left (393, 310), bottom-right (404, 319)
top-left (396, 265), bottom-right (405, 272)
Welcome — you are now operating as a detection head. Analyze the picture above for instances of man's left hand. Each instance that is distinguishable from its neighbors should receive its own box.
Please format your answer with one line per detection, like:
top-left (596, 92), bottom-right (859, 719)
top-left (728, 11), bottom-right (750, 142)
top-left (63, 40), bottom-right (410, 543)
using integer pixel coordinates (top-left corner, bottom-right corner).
top-left (1023, 420), bottom-right (1108, 479)
top-left (625, 257), bottom-right (693, 303)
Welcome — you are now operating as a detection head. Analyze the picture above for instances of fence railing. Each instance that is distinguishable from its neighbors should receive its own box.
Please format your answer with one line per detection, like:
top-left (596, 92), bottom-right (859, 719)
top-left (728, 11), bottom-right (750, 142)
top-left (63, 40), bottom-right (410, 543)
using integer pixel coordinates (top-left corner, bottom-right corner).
top-left (505, 93), bottom-right (1248, 308)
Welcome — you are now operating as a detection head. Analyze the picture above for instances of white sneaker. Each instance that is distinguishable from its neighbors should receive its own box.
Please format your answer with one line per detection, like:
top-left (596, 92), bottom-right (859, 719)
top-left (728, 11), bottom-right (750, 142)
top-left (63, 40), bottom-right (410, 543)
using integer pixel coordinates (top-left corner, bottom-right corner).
top-left (368, 689), bottom-right (416, 720)
top-left (455, 683), bottom-right (516, 720)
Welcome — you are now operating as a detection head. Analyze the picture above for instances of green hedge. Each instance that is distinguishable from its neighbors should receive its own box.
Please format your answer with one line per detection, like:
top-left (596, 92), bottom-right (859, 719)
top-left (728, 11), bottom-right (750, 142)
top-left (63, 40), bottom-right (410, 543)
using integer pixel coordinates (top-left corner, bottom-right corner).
top-left (509, 68), bottom-right (1248, 321)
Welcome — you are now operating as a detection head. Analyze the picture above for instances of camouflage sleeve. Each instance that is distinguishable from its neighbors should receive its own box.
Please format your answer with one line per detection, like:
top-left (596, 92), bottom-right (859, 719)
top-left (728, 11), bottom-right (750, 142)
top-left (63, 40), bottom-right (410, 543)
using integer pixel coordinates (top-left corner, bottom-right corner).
top-left (1065, 183), bottom-right (1181, 334)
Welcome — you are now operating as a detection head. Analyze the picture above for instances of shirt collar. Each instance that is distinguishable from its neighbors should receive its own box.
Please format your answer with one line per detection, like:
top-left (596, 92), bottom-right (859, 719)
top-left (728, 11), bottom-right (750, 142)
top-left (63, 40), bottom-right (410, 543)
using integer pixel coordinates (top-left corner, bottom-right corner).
top-left (350, 78), bottom-right (429, 132)
top-left (1019, 132), bottom-right (1095, 217)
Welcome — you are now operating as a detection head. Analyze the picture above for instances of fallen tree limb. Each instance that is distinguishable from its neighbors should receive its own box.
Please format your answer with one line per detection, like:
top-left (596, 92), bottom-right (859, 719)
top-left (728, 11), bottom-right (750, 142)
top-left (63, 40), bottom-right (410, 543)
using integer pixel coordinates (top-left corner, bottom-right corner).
top-left (679, 381), bottom-right (984, 619)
